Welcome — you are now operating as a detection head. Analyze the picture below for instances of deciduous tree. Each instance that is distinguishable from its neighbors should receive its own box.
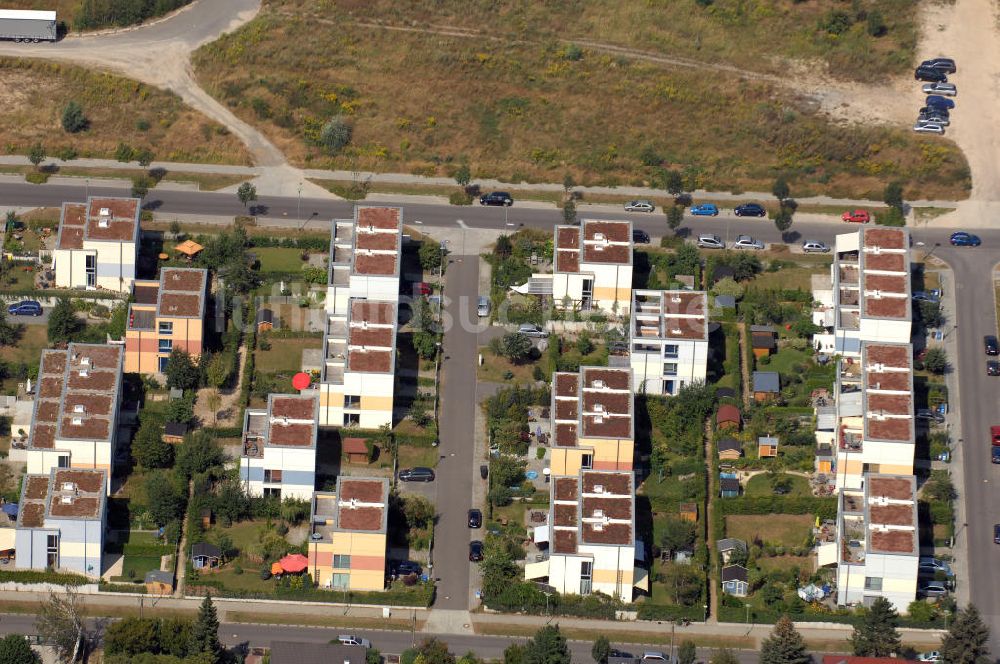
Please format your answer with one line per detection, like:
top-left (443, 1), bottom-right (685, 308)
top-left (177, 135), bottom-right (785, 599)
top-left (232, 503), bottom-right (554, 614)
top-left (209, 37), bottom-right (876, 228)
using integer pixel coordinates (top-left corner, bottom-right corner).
top-left (237, 182), bottom-right (257, 208)
top-left (28, 143), bottom-right (45, 171)
top-left (37, 589), bottom-right (87, 663)
top-left (165, 349), bottom-right (201, 390)
top-left (591, 636), bottom-right (610, 664)
top-left (47, 297), bottom-right (81, 345)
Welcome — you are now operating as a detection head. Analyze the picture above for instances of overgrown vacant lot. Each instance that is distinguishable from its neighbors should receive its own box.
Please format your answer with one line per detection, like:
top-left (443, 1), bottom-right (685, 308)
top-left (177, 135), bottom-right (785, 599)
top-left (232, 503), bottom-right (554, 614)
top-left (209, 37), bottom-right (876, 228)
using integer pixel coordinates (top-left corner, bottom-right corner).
top-left (193, 0), bottom-right (968, 198)
top-left (0, 59), bottom-right (250, 165)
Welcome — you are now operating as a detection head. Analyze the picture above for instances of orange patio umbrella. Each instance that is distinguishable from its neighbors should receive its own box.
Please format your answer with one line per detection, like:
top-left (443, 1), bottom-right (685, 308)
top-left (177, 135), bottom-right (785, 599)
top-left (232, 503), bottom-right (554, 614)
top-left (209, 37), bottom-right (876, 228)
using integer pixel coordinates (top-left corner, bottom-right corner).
top-left (279, 553), bottom-right (309, 574)
top-left (270, 562), bottom-right (283, 576)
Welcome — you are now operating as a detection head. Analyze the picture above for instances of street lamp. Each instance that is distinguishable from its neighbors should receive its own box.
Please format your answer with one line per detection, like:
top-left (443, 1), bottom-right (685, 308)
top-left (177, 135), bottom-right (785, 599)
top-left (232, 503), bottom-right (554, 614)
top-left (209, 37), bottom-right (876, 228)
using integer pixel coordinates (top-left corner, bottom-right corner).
top-left (297, 181), bottom-right (302, 224)
top-left (745, 603), bottom-right (751, 624)
top-left (703, 603), bottom-right (708, 622)
top-left (310, 532), bottom-right (322, 588)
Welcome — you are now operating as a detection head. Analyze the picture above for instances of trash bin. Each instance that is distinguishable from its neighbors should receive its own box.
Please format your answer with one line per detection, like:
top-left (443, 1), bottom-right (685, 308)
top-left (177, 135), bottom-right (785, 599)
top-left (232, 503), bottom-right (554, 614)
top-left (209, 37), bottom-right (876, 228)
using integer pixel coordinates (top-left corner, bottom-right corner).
top-left (480, 465), bottom-right (488, 480)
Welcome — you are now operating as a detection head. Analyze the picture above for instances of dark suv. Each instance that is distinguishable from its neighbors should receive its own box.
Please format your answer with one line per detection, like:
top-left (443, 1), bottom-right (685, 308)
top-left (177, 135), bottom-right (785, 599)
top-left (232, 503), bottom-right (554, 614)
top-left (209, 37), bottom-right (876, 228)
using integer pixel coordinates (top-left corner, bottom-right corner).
top-left (986, 335), bottom-right (999, 355)
top-left (480, 191), bottom-right (513, 207)
top-left (915, 66), bottom-right (948, 82)
top-left (632, 229), bottom-right (650, 244)
top-left (920, 58), bottom-right (956, 74)
top-left (734, 203), bottom-right (766, 217)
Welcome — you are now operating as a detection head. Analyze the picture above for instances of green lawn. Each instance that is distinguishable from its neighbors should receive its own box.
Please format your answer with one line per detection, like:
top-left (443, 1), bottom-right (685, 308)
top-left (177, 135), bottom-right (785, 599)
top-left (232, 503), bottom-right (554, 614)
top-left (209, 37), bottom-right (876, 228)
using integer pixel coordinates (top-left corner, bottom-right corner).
top-left (254, 337), bottom-right (322, 373)
top-left (724, 514), bottom-right (814, 548)
top-left (392, 445), bottom-right (438, 469)
top-left (0, 324), bottom-right (46, 365)
top-left (760, 347), bottom-right (813, 376)
top-left (256, 247), bottom-right (307, 272)
top-left (120, 555), bottom-right (163, 581)
top-left (744, 474), bottom-right (812, 498)
top-left (749, 265), bottom-right (828, 292)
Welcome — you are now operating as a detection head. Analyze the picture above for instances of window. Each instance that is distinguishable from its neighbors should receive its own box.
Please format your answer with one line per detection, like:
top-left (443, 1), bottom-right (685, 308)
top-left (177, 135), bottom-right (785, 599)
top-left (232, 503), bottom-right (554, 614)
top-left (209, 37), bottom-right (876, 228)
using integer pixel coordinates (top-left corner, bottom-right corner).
top-left (158, 339), bottom-right (173, 353)
top-left (664, 344), bottom-right (679, 359)
top-left (580, 561), bottom-right (593, 595)
top-left (864, 577), bottom-right (883, 591)
top-left (344, 413), bottom-right (360, 427)
top-left (633, 343), bottom-right (659, 353)
top-left (331, 573), bottom-right (350, 589)
top-left (333, 554), bottom-right (351, 569)
top-left (343, 395), bottom-right (361, 409)
top-left (57, 456), bottom-right (69, 469)
top-left (263, 469), bottom-right (283, 483)
top-left (158, 356), bottom-right (169, 373)
top-left (46, 534), bottom-right (58, 569)
top-left (263, 488), bottom-right (281, 499)
top-left (581, 454), bottom-right (593, 470)
top-left (662, 363), bottom-right (678, 376)
top-left (85, 254), bottom-right (96, 288)
top-left (158, 321), bottom-right (173, 336)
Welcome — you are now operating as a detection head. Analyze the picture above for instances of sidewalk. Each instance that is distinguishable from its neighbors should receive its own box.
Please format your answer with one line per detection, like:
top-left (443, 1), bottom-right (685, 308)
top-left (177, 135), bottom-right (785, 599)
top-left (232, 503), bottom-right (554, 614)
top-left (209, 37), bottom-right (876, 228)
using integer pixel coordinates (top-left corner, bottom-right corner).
top-left (0, 155), bottom-right (961, 210)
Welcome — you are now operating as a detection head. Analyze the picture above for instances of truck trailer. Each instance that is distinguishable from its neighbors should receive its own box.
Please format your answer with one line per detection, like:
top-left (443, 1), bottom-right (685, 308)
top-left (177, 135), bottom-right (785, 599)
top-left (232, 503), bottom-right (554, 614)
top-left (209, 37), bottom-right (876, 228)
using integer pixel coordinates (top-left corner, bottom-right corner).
top-left (0, 9), bottom-right (57, 42)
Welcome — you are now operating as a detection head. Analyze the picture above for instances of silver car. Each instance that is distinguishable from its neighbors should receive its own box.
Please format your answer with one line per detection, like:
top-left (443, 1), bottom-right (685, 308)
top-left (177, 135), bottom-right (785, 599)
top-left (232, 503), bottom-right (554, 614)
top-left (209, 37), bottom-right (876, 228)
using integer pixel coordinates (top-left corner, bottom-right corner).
top-left (624, 200), bottom-right (655, 213)
top-left (922, 81), bottom-right (957, 96)
top-left (918, 111), bottom-right (949, 126)
top-left (914, 122), bottom-right (945, 134)
top-left (802, 240), bottom-right (829, 253)
top-left (518, 323), bottom-right (549, 338)
top-left (696, 234), bottom-right (724, 249)
top-left (733, 234), bottom-right (764, 250)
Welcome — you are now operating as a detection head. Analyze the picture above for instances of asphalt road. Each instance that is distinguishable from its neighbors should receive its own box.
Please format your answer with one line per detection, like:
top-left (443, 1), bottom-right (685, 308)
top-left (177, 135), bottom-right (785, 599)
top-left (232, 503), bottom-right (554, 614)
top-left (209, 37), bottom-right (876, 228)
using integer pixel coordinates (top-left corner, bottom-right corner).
top-left (934, 242), bottom-right (1000, 653)
top-left (0, 612), bottom-right (764, 662)
top-left (433, 250), bottom-right (482, 610)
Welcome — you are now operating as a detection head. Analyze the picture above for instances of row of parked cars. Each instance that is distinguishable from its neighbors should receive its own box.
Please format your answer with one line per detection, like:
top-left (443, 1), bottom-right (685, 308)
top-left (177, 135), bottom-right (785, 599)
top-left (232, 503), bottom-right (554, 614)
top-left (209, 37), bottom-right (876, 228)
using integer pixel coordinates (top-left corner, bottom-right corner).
top-left (914, 58), bottom-right (957, 135)
top-left (696, 233), bottom-right (830, 253)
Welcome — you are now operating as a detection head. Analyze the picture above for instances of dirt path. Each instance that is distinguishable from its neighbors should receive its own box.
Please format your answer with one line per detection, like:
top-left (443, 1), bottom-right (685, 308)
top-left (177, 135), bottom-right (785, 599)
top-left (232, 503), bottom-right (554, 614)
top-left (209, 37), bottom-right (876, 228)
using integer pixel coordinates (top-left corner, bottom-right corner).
top-left (704, 420), bottom-right (719, 623)
top-left (738, 325), bottom-right (751, 409)
top-left (174, 479), bottom-right (194, 597)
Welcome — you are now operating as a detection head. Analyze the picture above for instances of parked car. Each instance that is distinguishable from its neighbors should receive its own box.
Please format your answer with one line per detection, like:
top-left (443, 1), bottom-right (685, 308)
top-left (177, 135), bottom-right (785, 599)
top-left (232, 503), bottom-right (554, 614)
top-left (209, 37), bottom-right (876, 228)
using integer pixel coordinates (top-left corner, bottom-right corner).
top-left (949, 231), bottom-right (981, 246)
top-left (479, 191), bottom-right (513, 206)
top-left (922, 81), bottom-right (957, 96)
top-left (624, 200), bottom-right (655, 213)
top-left (916, 651), bottom-right (942, 662)
top-left (993, 426), bottom-right (1000, 445)
top-left (985, 335), bottom-right (999, 355)
top-left (468, 509), bottom-right (482, 528)
top-left (842, 209), bottom-right (870, 223)
top-left (991, 446), bottom-right (1000, 464)
top-left (926, 95), bottom-right (955, 110)
top-left (920, 58), bottom-right (956, 73)
top-left (918, 557), bottom-right (953, 575)
top-left (995, 523), bottom-right (1000, 544)
top-left (802, 240), bottom-right (829, 253)
top-left (734, 203), bottom-right (766, 217)
top-left (469, 540), bottom-right (484, 562)
top-left (732, 235), bottom-right (764, 251)
top-left (6, 300), bottom-right (42, 316)
top-left (641, 653), bottom-right (670, 662)
top-left (697, 234), bottom-right (725, 249)
top-left (414, 282), bottom-right (432, 296)
top-left (915, 66), bottom-right (948, 82)
top-left (914, 122), bottom-right (946, 135)
top-left (919, 581), bottom-right (949, 597)
top-left (518, 323), bottom-right (549, 338)
top-left (918, 109), bottom-right (950, 125)
top-left (916, 408), bottom-right (945, 423)
top-left (338, 636), bottom-right (372, 648)
top-left (477, 296), bottom-right (490, 318)
top-left (398, 467), bottom-right (435, 482)
top-left (394, 561), bottom-right (422, 576)
top-left (988, 361), bottom-right (1000, 376)
top-left (632, 229), bottom-right (651, 244)
top-left (689, 203), bottom-right (719, 216)
top-left (912, 290), bottom-right (940, 303)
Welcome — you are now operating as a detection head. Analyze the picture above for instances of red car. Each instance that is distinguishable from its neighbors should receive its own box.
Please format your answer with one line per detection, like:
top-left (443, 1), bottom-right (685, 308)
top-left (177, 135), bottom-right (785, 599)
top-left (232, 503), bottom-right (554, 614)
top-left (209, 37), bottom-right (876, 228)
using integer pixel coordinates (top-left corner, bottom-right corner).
top-left (414, 282), bottom-right (432, 296)
top-left (842, 209), bottom-right (870, 224)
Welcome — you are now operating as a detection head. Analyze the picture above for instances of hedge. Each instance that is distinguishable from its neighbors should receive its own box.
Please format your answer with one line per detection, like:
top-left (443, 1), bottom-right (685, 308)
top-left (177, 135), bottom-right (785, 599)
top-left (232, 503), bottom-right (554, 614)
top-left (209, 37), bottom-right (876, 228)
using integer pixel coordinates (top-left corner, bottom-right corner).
top-left (0, 569), bottom-right (89, 585)
top-left (717, 496), bottom-right (837, 521)
top-left (329, 427), bottom-right (437, 449)
top-left (187, 581), bottom-right (435, 607)
top-left (0, 289), bottom-right (123, 302)
top-left (637, 603), bottom-right (705, 622)
top-left (99, 581), bottom-right (148, 594)
top-left (715, 605), bottom-right (948, 629)
top-left (201, 426), bottom-right (243, 439)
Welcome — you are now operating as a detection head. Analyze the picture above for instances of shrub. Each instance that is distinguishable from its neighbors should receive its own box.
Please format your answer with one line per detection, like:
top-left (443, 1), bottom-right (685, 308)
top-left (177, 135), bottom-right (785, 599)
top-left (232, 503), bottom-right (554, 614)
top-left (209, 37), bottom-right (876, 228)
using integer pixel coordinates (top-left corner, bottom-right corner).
top-left (61, 100), bottom-right (88, 133)
top-left (449, 191), bottom-right (473, 205)
top-left (115, 142), bottom-right (136, 162)
top-left (25, 172), bottom-right (49, 185)
top-left (319, 117), bottom-right (353, 155)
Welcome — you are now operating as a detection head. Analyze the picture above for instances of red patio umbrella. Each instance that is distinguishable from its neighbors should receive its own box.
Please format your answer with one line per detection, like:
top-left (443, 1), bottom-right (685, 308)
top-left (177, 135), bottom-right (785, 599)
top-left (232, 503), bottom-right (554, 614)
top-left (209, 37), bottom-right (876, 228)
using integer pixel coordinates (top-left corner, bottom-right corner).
top-left (279, 553), bottom-right (309, 574)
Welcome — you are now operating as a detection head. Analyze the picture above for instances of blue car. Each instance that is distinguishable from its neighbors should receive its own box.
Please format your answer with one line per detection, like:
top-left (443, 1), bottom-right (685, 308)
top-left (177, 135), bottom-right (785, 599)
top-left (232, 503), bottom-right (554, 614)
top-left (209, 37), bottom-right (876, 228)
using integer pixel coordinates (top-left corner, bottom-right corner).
top-left (689, 203), bottom-right (719, 216)
top-left (926, 95), bottom-right (955, 110)
top-left (7, 300), bottom-right (42, 316)
top-left (949, 231), bottom-right (981, 246)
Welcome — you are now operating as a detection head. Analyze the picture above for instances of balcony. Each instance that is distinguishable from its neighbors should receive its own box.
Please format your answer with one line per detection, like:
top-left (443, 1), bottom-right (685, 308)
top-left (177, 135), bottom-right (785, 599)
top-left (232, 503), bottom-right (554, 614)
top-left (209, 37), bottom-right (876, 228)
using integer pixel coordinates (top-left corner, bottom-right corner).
top-left (128, 309), bottom-right (156, 331)
top-left (840, 517), bottom-right (866, 564)
top-left (243, 435), bottom-right (264, 458)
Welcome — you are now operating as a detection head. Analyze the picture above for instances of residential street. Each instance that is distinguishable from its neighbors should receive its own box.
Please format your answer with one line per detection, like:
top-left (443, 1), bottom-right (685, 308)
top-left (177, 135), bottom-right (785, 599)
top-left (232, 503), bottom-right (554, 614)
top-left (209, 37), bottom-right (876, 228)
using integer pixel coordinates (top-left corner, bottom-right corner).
top-left (433, 252), bottom-right (481, 611)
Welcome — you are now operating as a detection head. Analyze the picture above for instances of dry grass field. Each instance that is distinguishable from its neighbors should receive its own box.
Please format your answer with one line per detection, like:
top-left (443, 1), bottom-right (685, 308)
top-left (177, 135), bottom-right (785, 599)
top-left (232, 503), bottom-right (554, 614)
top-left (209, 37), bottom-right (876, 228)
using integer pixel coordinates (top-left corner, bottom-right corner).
top-left (0, 58), bottom-right (250, 164)
top-left (2, 0), bottom-right (192, 31)
top-left (192, 0), bottom-right (968, 198)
